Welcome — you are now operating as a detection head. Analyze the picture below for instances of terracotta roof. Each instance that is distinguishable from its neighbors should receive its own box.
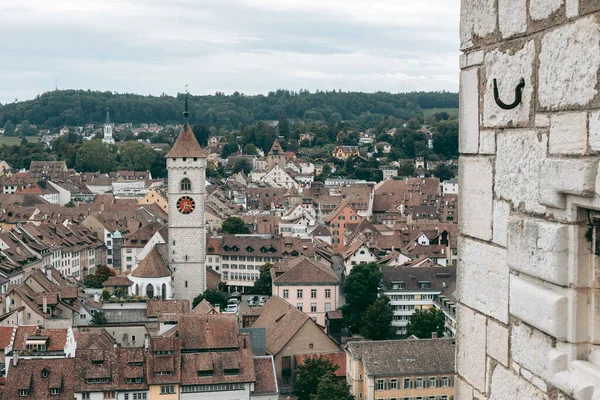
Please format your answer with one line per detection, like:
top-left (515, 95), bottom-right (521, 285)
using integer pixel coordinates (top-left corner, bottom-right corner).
top-left (146, 299), bottom-right (190, 318)
top-left (3, 358), bottom-right (76, 400)
top-left (131, 246), bottom-right (170, 278)
top-left (326, 310), bottom-right (343, 320)
top-left (0, 326), bottom-right (15, 349)
top-left (295, 352), bottom-right (346, 377)
top-left (253, 356), bottom-right (278, 394)
top-left (13, 326), bottom-right (68, 352)
top-left (269, 139), bottom-right (283, 155)
top-left (346, 338), bottom-right (455, 376)
top-left (74, 330), bottom-right (115, 350)
top-left (59, 286), bottom-right (79, 299)
top-left (272, 257), bottom-right (338, 285)
top-left (103, 276), bottom-right (134, 287)
top-left (251, 296), bottom-right (310, 354)
top-left (166, 122), bottom-right (209, 158)
top-left (176, 314), bottom-right (239, 350)
top-left (191, 299), bottom-right (217, 314)
top-left (147, 337), bottom-right (181, 385)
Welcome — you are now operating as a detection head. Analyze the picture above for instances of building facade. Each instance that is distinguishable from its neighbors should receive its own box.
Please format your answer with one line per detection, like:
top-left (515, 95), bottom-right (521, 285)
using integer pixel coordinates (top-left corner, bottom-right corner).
top-left (166, 113), bottom-right (209, 302)
top-left (457, 2), bottom-right (600, 399)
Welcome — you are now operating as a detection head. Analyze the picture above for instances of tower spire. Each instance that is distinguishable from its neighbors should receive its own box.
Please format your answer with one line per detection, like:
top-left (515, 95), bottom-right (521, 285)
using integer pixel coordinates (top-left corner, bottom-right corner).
top-left (105, 107), bottom-right (110, 124)
top-left (183, 85), bottom-right (189, 121)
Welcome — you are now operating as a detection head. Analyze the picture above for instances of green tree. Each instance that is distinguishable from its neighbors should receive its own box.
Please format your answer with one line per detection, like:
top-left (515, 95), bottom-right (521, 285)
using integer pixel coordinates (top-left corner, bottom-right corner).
top-left (340, 263), bottom-right (382, 333)
top-left (309, 373), bottom-right (353, 400)
top-left (91, 311), bottom-right (108, 325)
top-left (278, 110), bottom-right (290, 138)
top-left (192, 123), bottom-right (210, 147)
top-left (83, 265), bottom-right (115, 289)
top-left (192, 288), bottom-right (228, 309)
top-left (398, 161), bottom-right (415, 177)
top-left (433, 163), bottom-right (455, 181)
top-left (406, 308), bottom-right (446, 339)
top-left (75, 140), bottom-right (116, 173)
top-left (221, 217), bottom-right (250, 234)
top-left (252, 263), bottom-right (273, 296)
top-left (65, 201), bottom-right (75, 207)
top-left (243, 143), bottom-right (259, 155)
top-left (361, 297), bottom-right (395, 340)
top-left (232, 159), bottom-right (252, 175)
top-left (3, 120), bottom-right (14, 136)
top-left (293, 357), bottom-right (338, 400)
top-left (119, 141), bottom-right (156, 171)
top-left (221, 143), bottom-right (239, 159)
top-left (19, 120), bottom-right (36, 136)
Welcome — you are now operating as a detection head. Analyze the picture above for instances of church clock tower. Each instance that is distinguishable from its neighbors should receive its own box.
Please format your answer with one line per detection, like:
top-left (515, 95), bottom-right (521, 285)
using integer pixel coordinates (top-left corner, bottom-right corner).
top-left (166, 97), bottom-right (208, 301)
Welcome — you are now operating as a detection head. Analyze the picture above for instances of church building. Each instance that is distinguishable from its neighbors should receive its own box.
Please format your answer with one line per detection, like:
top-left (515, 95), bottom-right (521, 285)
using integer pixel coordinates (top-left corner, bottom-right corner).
top-left (165, 99), bottom-right (209, 301)
top-left (102, 108), bottom-right (115, 145)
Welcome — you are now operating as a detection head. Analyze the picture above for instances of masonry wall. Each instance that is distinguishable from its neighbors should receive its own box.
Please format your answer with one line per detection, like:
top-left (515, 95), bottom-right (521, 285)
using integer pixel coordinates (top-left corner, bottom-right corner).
top-left (458, 1), bottom-right (600, 399)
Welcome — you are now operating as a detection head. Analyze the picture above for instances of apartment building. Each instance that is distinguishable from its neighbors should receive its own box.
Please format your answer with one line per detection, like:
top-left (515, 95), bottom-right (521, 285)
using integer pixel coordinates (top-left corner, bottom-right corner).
top-left (345, 339), bottom-right (455, 400)
top-left (380, 266), bottom-right (456, 336)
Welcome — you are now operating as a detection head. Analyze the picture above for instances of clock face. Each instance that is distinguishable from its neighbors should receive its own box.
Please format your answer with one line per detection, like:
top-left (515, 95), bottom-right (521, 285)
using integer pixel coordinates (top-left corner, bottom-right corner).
top-left (177, 196), bottom-right (195, 214)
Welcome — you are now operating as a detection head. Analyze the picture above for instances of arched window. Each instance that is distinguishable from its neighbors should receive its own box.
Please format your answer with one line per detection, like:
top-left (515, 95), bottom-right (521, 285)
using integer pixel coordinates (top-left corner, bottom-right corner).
top-left (146, 284), bottom-right (154, 298)
top-left (181, 178), bottom-right (191, 191)
top-left (161, 283), bottom-right (167, 300)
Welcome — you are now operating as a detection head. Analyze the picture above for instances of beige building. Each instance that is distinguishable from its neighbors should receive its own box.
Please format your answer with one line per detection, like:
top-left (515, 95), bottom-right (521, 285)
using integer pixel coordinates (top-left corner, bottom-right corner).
top-left (139, 186), bottom-right (168, 214)
top-left (251, 296), bottom-right (340, 395)
top-left (345, 339), bottom-right (455, 400)
top-left (270, 257), bottom-right (340, 326)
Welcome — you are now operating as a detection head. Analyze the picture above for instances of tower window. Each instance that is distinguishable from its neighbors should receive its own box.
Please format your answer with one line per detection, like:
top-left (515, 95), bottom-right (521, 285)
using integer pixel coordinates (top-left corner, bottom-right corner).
top-left (194, 158), bottom-right (197, 161)
top-left (185, 281), bottom-right (188, 287)
top-left (181, 178), bottom-right (191, 191)
top-left (183, 158), bottom-right (187, 161)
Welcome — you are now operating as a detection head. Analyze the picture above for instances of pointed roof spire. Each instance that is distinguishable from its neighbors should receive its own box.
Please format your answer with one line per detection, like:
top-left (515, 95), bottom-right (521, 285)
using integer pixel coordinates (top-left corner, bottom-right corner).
top-left (105, 107), bottom-right (110, 125)
top-left (166, 88), bottom-right (208, 159)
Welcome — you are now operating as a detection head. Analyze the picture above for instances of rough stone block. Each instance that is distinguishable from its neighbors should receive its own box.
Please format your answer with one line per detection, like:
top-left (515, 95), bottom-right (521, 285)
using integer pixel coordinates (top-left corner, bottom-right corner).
top-left (589, 111), bottom-right (600, 152)
top-left (492, 200), bottom-right (510, 247)
top-left (539, 158), bottom-right (598, 208)
top-left (489, 366), bottom-right (548, 400)
top-left (487, 319), bottom-right (509, 366)
top-left (460, 0), bottom-right (497, 50)
top-left (499, 0), bottom-right (527, 38)
top-left (457, 306), bottom-right (487, 391)
top-left (507, 217), bottom-right (569, 285)
top-left (460, 68), bottom-right (480, 154)
top-left (483, 41), bottom-right (534, 128)
top-left (455, 377), bottom-right (475, 400)
top-left (510, 275), bottom-right (568, 340)
top-left (495, 130), bottom-right (547, 214)
top-left (479, 130), bottom-right (495, 154)
top-left (535, 113), bottom-right (550, 128)
top-left (549, 112), bottom-right (588, 155)
top-left (458, 238), bottom-right (509, 323)
top-left (530, 0), bottom-right (563, 20)
top-left (539, 16), bottom-right (600, 108)
top-left (462, 51), bottom-right (485, 68)
top-left (512, 322), bottom-right (554, 381)
top-left (459, 157), bottom-right (493, 241)
top-left (566, 0), bottom-right (579, 17)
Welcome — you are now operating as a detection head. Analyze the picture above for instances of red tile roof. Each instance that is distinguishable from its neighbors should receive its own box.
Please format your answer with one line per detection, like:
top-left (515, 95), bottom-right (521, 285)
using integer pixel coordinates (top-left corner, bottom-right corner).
top-left (253, 356), bottom-right (278, 394)
top-left (3, 358), bottom-right (76, 400)
top-left (131, 246), bottom-right (170, 278)
top-left (166, 122), bottom-right (209, 158)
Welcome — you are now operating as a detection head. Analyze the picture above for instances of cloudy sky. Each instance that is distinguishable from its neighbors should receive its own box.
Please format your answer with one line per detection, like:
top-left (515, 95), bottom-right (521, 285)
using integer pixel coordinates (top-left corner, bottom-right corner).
top-left (0, 0), bottom-right (460, 104)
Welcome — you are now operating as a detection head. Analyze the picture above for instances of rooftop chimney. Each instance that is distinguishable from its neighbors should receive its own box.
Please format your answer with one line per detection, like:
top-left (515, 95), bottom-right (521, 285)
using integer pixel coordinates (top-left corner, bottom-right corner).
top-left (42, 295), bottom-right (48, 314)
top-left (432, 332), bottom-right (438, 339)
top-left (13, 350), bottom-right (18, 367)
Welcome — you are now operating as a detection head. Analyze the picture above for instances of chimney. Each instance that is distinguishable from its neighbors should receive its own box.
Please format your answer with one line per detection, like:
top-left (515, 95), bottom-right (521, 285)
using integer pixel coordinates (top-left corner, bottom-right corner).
top-left (13, 350), bottom-right (18, 367)
top-left (432, 332), bottom-right (438, 339)
top-left (144, 334), bottom-right (150, 351)
top-left (42, 295), bottom-right (48, 314)
top-left (215, 304), bottom-right (220, 313)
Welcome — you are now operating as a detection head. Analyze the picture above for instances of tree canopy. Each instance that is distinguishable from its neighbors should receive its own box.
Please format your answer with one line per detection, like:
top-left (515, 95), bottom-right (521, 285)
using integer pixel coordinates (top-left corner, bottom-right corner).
top-left (75, 140), bottom-right (116, 173)
top-left (406, 308), bottom-right (446, 339)
top-left (221, 217), bottom-right (251, 234)
top-left (252, 263), bottom-right (273, 296)
top-left (340, 263), bottom-right (382, 333)
top-left (118, 141), bottom-right (156, 171)
top-left (294, 357), bottom-right (341, 400)
top-left (309, 373), bottom-right (353, 400)
top-left (361, 296), bottom-right (396, 340)
top-left (83, 265), bottom-right (115, 289)
top-left (192, 288), bottom-right (228, 309)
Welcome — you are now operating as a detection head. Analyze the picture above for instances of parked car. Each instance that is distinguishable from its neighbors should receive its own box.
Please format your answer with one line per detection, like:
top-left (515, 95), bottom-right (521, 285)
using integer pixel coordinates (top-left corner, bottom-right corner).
top-left (228, 298), bottom-right (239, 306)
top-left (258, 298), bottom-right (265, 307)
top-left (248, 298), bottom-right (255, 307)
top-left (229, 291), bottom-right (242, 299)
top-left (224, 304), bottom-right (238, 313)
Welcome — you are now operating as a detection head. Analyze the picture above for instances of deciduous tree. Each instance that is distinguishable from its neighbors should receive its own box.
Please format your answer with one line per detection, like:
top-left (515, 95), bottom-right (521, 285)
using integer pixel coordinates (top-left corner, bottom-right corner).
top-left (252, 263), bottom-right (273, 296)
top-left (192, 288), bottom-right (228, 309)
top-left (221, 217), bottom-right (250, 234)
top-left (75, 140), bottom-right (116, 173)
top-left (361, 297), bottom-right (395, 340)
top-left (406, 308), bottom-right (446, 339)
top-left (294, 357), bottom-right (339, 400)
top-left (340, 263), bottom-right (382, 333)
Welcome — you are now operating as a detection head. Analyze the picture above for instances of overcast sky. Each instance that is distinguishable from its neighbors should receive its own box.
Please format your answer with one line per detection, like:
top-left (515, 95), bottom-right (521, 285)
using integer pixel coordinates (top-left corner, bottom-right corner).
top-left (0, 0), bottom-right (460, 104)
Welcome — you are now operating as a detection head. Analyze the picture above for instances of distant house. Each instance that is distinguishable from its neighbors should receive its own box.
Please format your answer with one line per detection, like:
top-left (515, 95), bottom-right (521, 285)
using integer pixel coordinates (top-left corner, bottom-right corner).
top-left (375, 142), bottom-right (392, 154)
top-left (323, 201), bottom-right (361, 253)
top-left (332, 146), bottom-right (359, 160)
top-left (251, 296), bottom-right (339, 395)
top-left (345, 338), bottom-right (456, 400)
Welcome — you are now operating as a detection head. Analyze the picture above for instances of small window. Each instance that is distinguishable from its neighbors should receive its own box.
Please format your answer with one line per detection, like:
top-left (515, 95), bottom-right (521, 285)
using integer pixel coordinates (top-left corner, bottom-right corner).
top-left (50, 388), bottom-right (60, 396)
top-left (376, 379), bottom-right (385, 390)
top-left (310, 303), bottom-right (317, 312)
top-left (390, 379), bottom-right (398, 389)
top-left (180, 178), bottom-right (191, 191)
top-left (429, 377), bottom-right (437, 388)
top-left (297, 303), bottom-right (303, 311)
top-left (42, 369), bottom-right (49, 378)
top-left (283, 289), bottom-right (289, 299)
top-left (19, 389), bottom-right (28, 397)
top-left (297, 289), bottom-right (303, 299)
top-left (311, 289), bottom-right (317, 298)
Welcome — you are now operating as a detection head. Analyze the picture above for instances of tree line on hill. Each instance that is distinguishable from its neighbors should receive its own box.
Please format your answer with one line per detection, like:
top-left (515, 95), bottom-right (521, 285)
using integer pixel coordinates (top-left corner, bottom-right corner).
top-left (0, 89), bottom-right (457, 130)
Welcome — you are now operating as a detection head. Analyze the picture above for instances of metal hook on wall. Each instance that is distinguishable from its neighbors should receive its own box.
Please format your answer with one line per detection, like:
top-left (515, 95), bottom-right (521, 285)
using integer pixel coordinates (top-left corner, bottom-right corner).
top-left (493, 78), bottom-right (525, 110)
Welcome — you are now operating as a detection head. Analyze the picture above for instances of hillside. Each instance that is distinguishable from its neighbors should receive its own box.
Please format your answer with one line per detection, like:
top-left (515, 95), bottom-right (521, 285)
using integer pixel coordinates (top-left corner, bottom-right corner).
top-left (0, 89), bottom-right (458, 130)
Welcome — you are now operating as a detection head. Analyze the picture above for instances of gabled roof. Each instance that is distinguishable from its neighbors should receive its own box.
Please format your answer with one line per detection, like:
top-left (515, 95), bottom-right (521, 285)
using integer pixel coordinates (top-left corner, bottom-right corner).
top-left (251, 296), bottom-right (310, 354)
top-left (253, 356), bottom-right (278, 395)
top-left (272, 257), bottom-right (338, 285)
top-left (176, 314), bottom-right (239, 350)
top-left (131, 246), bottom-right (170, 278)
top-left (146, 299), bottom-right (190, 318)
top-left (191, 299), bottom-right (217, 315)
top-left (166, 122), bottom-right (209, 158)
top-left (269, 139), bottom-right (283, 155)
top-left (311, 224), bottom-right (331, 237)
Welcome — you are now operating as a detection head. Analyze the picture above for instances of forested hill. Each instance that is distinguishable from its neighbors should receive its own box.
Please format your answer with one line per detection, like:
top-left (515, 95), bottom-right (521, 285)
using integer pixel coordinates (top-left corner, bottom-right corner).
top-left (0, 89), bottom-right (458, 130)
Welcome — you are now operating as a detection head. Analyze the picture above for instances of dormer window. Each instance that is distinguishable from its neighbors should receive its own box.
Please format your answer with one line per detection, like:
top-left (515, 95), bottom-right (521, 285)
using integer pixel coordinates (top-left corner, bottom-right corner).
top-left (180, 178), bottom-right (191, 191)
top-left (224, 368), bottom-right (239, 376)
top-left (19, 389), bottom-right (28, 397)
top-left (246, 246), bottom-right (253, 253)
top-left (41, 368), bottom-right (49, 378)
top-left (197, 369), bottom-right (213, 377)
top-left (50, 388), bottom-right (60, 396)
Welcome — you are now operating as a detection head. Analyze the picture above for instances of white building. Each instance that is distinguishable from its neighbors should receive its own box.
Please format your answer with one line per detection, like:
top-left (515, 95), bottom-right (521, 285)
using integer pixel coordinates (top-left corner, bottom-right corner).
top-left (441, 179), bottom-right (458, 194)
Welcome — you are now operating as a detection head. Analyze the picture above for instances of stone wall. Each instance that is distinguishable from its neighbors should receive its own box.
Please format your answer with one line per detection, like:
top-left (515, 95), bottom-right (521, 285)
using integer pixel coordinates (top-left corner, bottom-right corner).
top-left (458, 1), bottom-right (600, 399)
